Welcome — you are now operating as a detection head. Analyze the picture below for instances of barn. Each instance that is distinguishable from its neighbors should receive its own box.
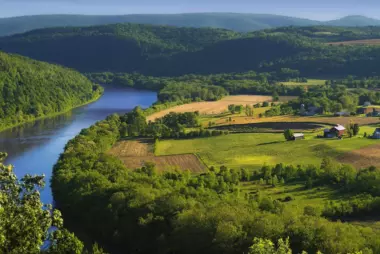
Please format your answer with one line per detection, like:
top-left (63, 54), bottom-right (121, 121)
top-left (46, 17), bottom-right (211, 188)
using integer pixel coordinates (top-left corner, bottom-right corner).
top-left (324, 125), bottom-right (346, 138)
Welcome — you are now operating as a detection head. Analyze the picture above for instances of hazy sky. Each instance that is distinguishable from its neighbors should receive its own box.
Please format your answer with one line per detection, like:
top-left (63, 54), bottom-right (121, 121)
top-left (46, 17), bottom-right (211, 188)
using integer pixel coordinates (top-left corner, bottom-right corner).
top-left (1, 0), bottom-right (380, 20)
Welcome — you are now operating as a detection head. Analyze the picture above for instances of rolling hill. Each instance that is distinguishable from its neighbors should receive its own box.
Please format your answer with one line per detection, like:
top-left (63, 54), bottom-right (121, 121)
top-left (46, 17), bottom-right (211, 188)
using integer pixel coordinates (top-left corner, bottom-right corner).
top-left (1, 24), bottom-right (380, 77)
top-left (0, 51), bottom-right (102, 130)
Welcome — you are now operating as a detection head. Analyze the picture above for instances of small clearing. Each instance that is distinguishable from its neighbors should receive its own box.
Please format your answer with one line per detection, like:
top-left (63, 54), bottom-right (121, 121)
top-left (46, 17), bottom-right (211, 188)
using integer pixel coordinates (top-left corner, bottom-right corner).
top-left (338, 144), bottom-right (380, 169)
top-left (280, 79), bottom-right (326, 86)
top-left (327, 39), bottom-right (380, 46)
top-left (147, 95), bottom-right (295, 121)
top-left (108, 140), bottom-right (206, 172)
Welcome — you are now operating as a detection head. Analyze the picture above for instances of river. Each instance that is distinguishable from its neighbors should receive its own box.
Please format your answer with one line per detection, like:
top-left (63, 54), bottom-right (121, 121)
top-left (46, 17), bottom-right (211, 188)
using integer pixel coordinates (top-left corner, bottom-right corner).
top-left (0, 86), bottom-right (157, 204)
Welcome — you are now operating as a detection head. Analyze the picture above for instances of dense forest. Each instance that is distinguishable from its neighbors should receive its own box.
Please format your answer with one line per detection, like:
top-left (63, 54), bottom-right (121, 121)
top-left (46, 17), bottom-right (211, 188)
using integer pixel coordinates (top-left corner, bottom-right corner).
top-left (2, 24), bottom-right (380, 76)
top-left (0, 51), bottom-right (102, 131)
top-left (52, 108), bottom-right (380, 254)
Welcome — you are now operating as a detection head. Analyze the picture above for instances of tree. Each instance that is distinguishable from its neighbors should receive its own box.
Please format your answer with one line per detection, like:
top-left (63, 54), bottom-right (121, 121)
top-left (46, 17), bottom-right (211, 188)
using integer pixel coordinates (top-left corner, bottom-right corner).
top-left (284, 129), bottom-right (294, 141)
top-left (263, 101), bottom-right (270, 107)
top-left (228, 104), bottom-right (236, 114)
top-left (272, 91), bottom-right (280, 102)
top-left (0, 152), bottom-right (84, 253)
top-left (353, 123), bottom-right (360, 136)
top-left (249, 238), bottom-right (292, 254)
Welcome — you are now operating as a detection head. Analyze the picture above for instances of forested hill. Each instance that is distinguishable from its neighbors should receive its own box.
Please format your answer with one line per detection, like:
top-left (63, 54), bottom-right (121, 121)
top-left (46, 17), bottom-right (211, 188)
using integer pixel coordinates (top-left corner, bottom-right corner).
top-left (0, 13), bottom-right (319, 36)
top-left (2, 14), bottom-right (380, 36)
top-left (0, 24), bottom-right (241, 74)
top-left (2, 24), bottom-right (380, 77)
top-left (0, 51), bottom-right (102, 131)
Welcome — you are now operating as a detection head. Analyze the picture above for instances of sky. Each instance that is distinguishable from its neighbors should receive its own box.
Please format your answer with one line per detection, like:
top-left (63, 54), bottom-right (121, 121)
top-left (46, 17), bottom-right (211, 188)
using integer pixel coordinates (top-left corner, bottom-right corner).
top-left (1, 0), bottom-right (380, 20)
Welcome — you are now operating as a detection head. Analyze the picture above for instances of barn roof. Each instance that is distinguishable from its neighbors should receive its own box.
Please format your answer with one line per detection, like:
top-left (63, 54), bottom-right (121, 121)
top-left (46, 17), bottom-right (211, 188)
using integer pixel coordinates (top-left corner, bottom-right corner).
top-left (333, 125), bottom-right (346, 131)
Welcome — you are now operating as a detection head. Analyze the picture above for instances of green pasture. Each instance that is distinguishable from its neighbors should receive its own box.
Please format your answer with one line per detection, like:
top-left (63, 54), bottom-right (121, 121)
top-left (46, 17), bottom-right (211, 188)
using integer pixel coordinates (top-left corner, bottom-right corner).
top-left (280, 79), bottom-right (326, 86)
top-left (156, 126), bottom-right (379, 170)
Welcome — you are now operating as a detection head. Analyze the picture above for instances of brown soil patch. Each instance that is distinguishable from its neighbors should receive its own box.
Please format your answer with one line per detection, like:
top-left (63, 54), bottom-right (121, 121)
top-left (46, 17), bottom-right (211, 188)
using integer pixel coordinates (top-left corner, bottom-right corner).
top-left (117, 154), bottom-right (206, 173)
top-left (147, 95), bottom-right (296, 121)
top-left (338, 144), bottom-right (380, 169)
top-left (108, 139), bottom-right (154, 157)
top-left (214, 115), bottom-right (380, 127)
top-left (108, 140), bottom-right (206, 172)
top-left (327, 39), bottom-right (380, 46)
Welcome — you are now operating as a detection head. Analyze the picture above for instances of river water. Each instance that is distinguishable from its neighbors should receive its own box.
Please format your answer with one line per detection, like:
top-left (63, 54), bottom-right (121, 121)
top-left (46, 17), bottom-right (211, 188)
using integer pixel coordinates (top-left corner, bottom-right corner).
top-left (0, 86), bottom-right (157, 204)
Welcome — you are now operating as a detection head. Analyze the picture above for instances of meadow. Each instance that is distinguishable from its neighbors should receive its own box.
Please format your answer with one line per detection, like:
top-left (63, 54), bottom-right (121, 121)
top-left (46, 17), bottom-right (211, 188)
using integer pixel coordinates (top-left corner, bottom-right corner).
top-left (156, 126), bottom-right (380, 170)
top-left (279, 79), bottom-right (326, 86)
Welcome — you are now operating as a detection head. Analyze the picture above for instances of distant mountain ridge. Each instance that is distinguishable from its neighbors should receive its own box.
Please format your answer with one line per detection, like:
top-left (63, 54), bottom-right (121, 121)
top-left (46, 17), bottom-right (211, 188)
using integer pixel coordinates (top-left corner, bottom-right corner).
top-left (1, 13), bottom-right (380, 36)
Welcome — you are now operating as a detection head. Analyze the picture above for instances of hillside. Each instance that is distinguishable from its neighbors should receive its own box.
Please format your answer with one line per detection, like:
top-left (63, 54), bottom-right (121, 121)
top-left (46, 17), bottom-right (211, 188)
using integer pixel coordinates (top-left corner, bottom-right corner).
top-left (0, 51), bottom-right (102, 130)
top-left (2, 24), bottom-right (380, 77)
top-left (0, 23), bottom-right (240, 74)
top-left (325, 15), bottom-right (380, 27)
top-left (0, 13), bottom-right (320, 36)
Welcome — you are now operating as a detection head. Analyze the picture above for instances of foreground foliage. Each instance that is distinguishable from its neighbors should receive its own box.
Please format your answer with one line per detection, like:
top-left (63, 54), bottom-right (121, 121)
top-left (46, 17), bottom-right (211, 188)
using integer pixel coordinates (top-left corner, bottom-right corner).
top-left (0, 152), bottom-right (84, 253)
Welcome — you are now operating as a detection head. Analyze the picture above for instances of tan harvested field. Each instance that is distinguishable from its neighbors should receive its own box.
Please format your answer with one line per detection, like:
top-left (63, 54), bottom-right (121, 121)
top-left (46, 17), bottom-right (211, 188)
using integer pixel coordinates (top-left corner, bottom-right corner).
top-left (108, 140), bottom-right (206, 172)
top-left (214, 115), bottom-right (380, 127)
top-left (327, 39), bottom-right (380, 46)
top-left (117, 154), bottom-right (206, 172)
top-left (147, 95), bottom-right (296, 121)
top-left (338, 144), bottom-right (380, 169)
top-left (109, 139), bottom-right (154, 157)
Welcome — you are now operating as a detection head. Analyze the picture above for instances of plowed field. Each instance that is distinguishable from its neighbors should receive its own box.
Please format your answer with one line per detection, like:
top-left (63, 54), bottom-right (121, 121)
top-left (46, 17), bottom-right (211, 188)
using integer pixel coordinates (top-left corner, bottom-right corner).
top-left (108, 140), bottom-right (206, 172)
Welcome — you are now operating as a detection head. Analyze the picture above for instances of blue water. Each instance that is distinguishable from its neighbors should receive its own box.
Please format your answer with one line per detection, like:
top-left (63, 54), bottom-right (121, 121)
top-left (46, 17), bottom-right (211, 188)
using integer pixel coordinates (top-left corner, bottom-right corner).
top-left (0, 86), bottom-right (157, 204)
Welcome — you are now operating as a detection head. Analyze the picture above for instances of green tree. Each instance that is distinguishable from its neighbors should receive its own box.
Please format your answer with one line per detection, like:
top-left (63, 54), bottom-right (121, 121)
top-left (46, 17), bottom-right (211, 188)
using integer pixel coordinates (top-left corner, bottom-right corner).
top-left (284, 129), bottom-right (294, 141)
top-left (0, 152), bottom-right (84, 254)
top-left (249, 238), bottom-right (292, 254)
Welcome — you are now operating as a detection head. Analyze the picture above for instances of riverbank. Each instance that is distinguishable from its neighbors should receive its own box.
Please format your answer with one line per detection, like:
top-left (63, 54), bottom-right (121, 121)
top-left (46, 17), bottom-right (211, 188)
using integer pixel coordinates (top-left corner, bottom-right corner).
top-left (0, 92), bottom-right (103, 133)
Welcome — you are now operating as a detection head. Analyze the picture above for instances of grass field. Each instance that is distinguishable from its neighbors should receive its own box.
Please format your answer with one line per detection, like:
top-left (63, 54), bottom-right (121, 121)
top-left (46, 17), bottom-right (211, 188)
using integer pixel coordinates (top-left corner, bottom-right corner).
top-left (156, 127), bottom-right (380, 170)
top-left (241, 182), bottom-right (341, 212)
top-left (108, 140), bottom-right (206, 172)
top-left (147, 95), bottom-right (296, 121)
top-left (203, 115), bottom-right (380, 130)
top-left (280, 79), bottom-right (326, 86)
top-left (327, 39), bottom-right (380, 46)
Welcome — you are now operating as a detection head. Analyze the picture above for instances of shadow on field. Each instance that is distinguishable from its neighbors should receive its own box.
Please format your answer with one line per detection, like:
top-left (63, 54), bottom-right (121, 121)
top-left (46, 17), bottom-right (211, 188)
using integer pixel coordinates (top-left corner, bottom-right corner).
top-left (256, 141), bottom-right (285, 146)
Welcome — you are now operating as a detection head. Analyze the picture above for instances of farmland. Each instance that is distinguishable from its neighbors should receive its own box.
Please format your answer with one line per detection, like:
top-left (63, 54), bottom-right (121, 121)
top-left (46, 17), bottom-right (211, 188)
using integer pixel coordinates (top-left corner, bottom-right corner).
top-left (338, 144), bottom-right (380, 169)
top-left (279, 79), bottom-right (326, 86)
top-left (147, 95), bottom-right (295, 121)
top-left (156, 127), bottom-right (380, 170)
top-left (209, 115), bottom-right (380, 129)
top-left (327, 39), bottom-right (380, 45)
top-left (108, 139), bottom-right (206, 172)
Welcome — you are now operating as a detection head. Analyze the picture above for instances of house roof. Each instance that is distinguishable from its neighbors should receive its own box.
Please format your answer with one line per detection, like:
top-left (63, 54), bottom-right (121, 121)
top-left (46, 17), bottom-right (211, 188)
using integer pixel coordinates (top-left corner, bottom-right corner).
top-left (333, 125), bottom-right (346, 131)
top-left (293, 133), bottom-right (304, 138)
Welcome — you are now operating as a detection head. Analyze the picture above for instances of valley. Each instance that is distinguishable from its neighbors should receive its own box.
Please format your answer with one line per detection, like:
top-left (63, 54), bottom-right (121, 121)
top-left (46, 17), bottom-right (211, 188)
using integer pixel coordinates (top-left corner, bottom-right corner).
top-left (3, 11), bottom-right (380, 254)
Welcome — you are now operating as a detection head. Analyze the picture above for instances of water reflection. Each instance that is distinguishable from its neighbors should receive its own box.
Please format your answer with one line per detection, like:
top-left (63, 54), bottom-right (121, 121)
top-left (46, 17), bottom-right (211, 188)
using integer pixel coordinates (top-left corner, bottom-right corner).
top-left (0, 86), bottom-right (157, 204)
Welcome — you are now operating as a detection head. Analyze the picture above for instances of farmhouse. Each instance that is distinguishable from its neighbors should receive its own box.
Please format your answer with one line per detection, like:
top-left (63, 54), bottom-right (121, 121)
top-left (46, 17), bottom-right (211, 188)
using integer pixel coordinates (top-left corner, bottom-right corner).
top-left (292, 133), bottom-right (305, 140)
top-left (357, 107), bottom-right (380, 115)
top-left (373, 128), bottom-right (380, 139)
top-left (324, 125), bottom-right (346, 138)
